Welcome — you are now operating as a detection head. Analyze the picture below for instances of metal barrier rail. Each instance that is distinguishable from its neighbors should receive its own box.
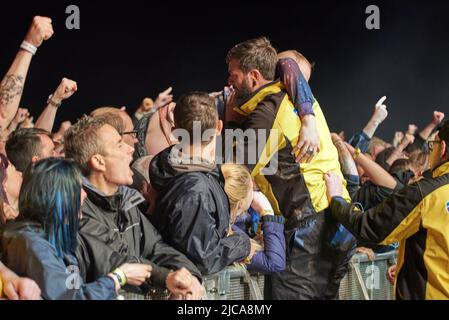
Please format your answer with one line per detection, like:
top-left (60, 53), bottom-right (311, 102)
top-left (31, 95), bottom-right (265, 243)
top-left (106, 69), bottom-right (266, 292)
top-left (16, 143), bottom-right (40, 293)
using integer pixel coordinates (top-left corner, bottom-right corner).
top-left (118, 264), bottom-right (265, 300)
top-left (338, 251), bottom-right (397, 300)
top-left (118, 251), bottom-right (397, 300)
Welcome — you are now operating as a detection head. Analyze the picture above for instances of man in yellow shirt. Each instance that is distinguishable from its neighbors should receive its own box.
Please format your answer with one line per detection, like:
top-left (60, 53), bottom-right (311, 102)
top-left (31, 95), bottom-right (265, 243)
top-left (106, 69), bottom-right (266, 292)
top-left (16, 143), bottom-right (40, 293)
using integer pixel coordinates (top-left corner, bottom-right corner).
top-left (226, 37), bottom-right (355, 299)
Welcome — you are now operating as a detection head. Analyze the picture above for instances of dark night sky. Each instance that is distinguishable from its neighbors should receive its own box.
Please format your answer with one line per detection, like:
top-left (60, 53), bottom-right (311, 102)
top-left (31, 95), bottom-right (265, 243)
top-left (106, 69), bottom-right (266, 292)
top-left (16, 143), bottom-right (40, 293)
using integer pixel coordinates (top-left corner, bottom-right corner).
top-left (1, 0), bottom-right (449, 141)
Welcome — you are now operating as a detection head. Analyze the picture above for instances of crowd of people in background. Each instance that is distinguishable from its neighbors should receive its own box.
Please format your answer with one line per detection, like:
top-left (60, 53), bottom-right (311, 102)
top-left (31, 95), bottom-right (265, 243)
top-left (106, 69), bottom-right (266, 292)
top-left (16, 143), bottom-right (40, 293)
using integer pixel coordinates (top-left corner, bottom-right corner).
top-left (1, 16), bottom-right (448, 300)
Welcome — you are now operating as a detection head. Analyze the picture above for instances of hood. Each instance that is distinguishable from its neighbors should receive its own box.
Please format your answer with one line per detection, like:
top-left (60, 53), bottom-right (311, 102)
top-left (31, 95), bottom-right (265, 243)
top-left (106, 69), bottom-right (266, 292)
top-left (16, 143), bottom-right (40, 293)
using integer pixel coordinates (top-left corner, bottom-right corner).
top-left (149, 145), bottom-right (219, 192)
top-left (82, 177), bottom-right (145, 213)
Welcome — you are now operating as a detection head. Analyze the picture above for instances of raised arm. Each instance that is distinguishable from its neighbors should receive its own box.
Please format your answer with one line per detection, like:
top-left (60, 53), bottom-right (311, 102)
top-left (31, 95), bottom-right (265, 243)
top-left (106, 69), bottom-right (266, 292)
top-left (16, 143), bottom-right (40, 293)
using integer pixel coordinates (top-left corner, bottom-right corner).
top-left (348, 96), bottom-right (388, 153)
top-left (276, 58), bottom-right (320, 163)
top-left (35, 78), bottom-right (77, 132)
top-left (7, 108), bottom-right (30, 132)
top-left (0, 16), bottom-right (53, 130)
top-left (419, 111), bottom-right (445, 141)
top-left (325, 172), bottom-right (422, 245)
top-left (386, 133), bottom-right (415, 166)
top-left (344, 142), bottom-right (397, 190)
top-left (362, 96), bottom-right (388, 138)
top-left (331, 133), bottom-right (359, 177)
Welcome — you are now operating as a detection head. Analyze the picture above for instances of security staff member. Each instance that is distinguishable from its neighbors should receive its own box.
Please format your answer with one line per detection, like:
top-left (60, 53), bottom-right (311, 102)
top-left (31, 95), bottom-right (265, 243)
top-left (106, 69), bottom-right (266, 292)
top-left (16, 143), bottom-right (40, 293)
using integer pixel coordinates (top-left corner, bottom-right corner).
top-left (326, 120), bottom-right (449, 300)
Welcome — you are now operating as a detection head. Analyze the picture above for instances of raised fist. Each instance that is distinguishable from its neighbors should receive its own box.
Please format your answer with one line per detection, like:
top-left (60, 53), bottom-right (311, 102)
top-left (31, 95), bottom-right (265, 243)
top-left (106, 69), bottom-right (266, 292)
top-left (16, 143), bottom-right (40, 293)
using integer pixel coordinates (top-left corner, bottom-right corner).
top-left (21, 116), bottom-right (34, 129)
top-left (59, 121), bottom-right (72, 132)
top-left (12, 107), bottom-right (30, 124)
top-left (24, 16), bottom-right (54, 48)
top-left (401, 133), bottom-right (415, 146)
top-left (53, 78), bottom-right (77, 103)
top-left (432, 111), bottom-right (445, 125)
top-left (407, 124), bottom-right (418, 135)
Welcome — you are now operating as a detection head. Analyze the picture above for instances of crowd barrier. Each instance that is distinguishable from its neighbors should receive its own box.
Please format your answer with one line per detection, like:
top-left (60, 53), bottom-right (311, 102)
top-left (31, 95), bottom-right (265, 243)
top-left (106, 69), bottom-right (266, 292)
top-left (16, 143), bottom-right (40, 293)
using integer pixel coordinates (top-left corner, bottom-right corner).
top-left (119, 251), bottom-right (397, 300)
top-left (338, 251), bottom-right (397, 300)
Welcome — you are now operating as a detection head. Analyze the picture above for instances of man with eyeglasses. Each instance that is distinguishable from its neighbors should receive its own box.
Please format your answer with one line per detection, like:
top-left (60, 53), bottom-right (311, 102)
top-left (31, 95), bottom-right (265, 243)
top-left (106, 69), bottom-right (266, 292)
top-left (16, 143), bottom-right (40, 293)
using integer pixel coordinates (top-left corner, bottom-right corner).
top-left (90, 107), bottom-right (138, 147)
top-left (325, 120), bottom-right (449, 299)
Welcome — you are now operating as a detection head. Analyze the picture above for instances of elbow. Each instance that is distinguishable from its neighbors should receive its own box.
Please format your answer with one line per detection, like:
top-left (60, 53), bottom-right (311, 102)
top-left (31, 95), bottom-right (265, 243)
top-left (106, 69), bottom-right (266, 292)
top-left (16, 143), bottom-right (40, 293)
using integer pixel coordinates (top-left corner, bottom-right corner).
top-left (249, 253), bottom-right (286, 274)
top-left (265, 259), bottom-right (286, 273)
top-left (0, 113), bottom-right (10, 129)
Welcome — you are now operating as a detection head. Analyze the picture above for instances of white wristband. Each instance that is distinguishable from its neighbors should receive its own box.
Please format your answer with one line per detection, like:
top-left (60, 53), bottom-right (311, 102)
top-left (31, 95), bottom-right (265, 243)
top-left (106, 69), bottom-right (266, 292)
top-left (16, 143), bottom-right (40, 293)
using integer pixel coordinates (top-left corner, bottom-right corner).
top-left (20, 41), bottom-right (37, 55)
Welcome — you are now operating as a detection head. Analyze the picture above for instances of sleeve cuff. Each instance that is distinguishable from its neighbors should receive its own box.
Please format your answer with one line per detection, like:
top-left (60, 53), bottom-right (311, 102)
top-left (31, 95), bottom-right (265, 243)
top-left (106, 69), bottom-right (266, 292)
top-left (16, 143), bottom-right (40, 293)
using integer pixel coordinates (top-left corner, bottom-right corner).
top-left (297, 102), bottom-right (315, 117)
top-left (344, 174), bottom-right (360, 187)
top-left (331, 196), bottom-right (348, 207)
top-left (262, 215), bottom-right (285, 224)
top-left (147, 265), bottom-right (171, 288)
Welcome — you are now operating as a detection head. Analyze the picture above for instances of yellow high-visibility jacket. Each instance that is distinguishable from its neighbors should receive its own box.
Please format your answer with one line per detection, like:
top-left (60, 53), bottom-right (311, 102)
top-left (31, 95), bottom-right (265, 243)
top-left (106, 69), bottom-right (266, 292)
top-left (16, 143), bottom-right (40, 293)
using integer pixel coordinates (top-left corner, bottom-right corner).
top-left (331, 161), bottom-right (449, 299)
top-left (234, 81), bottom-right (350, 230)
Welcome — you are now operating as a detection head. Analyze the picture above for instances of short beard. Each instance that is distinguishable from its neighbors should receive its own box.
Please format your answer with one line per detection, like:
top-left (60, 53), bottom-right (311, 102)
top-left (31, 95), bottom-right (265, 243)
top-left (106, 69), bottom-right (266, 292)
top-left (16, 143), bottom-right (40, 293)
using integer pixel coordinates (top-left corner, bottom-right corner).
top-left (234, 79), bottom-right (253, 107)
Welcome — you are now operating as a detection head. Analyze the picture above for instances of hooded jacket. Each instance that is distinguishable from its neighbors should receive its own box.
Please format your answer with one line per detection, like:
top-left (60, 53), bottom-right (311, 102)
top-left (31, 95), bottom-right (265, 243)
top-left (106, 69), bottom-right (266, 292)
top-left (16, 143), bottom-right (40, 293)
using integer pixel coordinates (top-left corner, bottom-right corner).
top-left (149, 146), bottom-right (251, 275)
top-left (0, 221), bottom-right (116, 300)
top-left (76, 178), bottom-right (201, 291)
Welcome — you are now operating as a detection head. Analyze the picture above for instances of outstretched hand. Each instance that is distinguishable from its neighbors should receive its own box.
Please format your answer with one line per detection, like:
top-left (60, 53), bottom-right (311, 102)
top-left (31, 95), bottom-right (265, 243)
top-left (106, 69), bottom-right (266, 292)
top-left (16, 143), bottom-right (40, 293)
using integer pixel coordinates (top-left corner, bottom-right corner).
top-left (324, 171), bottom-right (343, 202)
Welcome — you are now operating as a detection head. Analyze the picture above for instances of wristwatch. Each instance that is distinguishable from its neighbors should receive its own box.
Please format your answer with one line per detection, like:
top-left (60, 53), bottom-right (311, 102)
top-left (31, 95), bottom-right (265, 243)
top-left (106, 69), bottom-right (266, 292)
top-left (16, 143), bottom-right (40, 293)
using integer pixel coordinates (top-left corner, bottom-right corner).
top-left (47, 94), bottom-right (62, 108)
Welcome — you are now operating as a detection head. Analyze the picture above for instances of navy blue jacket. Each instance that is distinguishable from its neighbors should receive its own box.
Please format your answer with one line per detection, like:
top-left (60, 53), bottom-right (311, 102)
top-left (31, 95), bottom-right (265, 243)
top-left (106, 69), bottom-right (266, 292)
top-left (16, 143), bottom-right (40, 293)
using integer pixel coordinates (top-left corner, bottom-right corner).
top-left (233, 214), bottom-right (286, 274)
top-left (0, 221), bottom-right (116, 300)
top-left (149, 146), bottom-right (251, 275)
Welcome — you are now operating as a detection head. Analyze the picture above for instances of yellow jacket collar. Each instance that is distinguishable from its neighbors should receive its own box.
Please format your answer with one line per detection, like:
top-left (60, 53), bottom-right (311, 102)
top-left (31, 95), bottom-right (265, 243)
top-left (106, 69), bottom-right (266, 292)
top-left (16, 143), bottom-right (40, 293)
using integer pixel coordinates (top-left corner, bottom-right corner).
top-left (432, 161), bottom-right (449, 178)
top-left (234, 81), bottom-right (283, 116)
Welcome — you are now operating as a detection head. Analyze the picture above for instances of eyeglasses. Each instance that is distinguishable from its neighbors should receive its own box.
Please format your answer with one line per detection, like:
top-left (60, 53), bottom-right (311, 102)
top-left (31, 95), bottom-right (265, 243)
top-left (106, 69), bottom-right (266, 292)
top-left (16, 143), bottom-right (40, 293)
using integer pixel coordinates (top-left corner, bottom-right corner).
top-left (427, 140), bottom-right (443, 151)
top-left (121, 130), bottom-right (138, 138)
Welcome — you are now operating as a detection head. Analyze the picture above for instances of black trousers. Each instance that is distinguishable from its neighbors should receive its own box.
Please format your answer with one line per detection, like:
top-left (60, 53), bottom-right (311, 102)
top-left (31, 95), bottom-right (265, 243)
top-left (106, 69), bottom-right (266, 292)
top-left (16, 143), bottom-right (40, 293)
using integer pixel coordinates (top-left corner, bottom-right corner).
top-left (269, 209), bottom-right (356, 300)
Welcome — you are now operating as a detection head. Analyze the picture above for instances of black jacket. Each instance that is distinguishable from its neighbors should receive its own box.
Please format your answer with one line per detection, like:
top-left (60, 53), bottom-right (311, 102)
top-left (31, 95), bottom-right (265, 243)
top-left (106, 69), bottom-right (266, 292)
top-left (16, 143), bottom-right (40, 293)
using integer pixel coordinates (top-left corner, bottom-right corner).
top-left (0, 221), bottom-right (116, 300)
top-left (76, 178), bottom-right (201, 291)
top-left (345, 170), bottom-right (414, 211)
top-left (149, 146), bottom-right (251, 275)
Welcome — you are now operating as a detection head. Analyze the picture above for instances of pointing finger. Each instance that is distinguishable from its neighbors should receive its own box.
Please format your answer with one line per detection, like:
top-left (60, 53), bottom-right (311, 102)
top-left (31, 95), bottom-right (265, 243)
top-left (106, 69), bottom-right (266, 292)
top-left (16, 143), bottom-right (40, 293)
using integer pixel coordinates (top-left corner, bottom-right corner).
top-left (376, 96), bottom-right (387, 106)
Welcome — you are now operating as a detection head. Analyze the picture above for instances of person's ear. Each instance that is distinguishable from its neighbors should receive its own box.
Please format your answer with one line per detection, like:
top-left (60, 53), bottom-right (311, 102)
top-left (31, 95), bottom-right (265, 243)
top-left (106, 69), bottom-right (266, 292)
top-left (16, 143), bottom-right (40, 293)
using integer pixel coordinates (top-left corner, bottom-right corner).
top-left (442, 140), bottom-right (448, 159)
top-left (216, 120), bottom-right (223, 136)
top-left (250, 69), bottom-right (262, 85)
top-left (89, 154), bottom-right (106, 172)
top-left (31, 155), bottom-right (40, 163)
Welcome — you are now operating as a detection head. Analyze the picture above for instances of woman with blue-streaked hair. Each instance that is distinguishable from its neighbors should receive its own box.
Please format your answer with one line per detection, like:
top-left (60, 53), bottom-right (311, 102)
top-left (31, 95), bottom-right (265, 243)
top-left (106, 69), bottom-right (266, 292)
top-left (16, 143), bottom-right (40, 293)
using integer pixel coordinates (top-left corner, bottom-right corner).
top-left (0, 158), bottom-right (152, 300)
